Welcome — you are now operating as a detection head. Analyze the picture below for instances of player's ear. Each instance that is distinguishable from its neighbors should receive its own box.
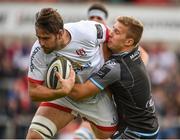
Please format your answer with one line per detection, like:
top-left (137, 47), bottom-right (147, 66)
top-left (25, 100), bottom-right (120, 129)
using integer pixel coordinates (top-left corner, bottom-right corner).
top-left (57, 29), bottom-right (64, 39)
top-left (125, 38), bottom-right (134, 46)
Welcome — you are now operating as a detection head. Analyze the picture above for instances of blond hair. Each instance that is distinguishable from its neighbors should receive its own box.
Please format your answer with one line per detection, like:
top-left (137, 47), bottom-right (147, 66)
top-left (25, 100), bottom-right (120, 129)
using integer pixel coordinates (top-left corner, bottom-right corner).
top-left (116, 16), bottom-right (144, 46)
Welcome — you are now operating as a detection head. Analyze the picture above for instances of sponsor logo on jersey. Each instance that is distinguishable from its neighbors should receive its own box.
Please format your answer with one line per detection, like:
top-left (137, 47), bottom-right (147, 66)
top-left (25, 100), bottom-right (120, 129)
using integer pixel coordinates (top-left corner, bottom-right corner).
top-left (95, 24), bottom-right (103, 39)
top-left (106, 59), bottom-right (116, 65)
top-left (97, 67), bottom-right (110, 78)
top-left (76, 48), bottom-right (87, 57)
top-left (146, 98), bottom-right (154, 108)
top-left (53, 53), bottom-right (91, 73)
top-left (74, 62), bottom-right (92, 73)
top-left (30, 47), bottom-right (40, 72)
top-left (130, 50), bottom-right (140, 60)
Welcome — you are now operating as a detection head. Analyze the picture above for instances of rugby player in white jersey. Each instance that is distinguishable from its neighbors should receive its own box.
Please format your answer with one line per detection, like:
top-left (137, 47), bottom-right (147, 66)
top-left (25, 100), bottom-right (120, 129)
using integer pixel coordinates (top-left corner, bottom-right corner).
top-left (26, 8), bottom-right (118, 139)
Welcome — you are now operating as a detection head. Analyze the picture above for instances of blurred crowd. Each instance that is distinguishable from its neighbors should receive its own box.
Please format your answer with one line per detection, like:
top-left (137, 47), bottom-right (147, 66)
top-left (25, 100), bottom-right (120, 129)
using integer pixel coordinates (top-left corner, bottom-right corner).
top-left (0, 35), bottom-right (179, 139)
top-left (0, 37), bottom-right (37, 138)
top-left (0, 0), bottom-right (179, 138)
top-left (144, 42), bottom-right (180, 139)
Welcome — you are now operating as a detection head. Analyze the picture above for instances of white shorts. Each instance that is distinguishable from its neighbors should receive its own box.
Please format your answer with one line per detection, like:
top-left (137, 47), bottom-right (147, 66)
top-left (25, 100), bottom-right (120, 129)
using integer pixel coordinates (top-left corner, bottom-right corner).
top-left (40, 91), bottom-right (118, 131)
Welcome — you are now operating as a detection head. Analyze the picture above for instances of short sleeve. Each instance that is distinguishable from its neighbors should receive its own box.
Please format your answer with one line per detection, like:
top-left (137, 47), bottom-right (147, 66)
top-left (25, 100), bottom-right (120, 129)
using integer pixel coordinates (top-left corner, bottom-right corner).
top-left (89, 59), bottom-right (121, 90)
top-left (69, 20), bottom-right (108, 46)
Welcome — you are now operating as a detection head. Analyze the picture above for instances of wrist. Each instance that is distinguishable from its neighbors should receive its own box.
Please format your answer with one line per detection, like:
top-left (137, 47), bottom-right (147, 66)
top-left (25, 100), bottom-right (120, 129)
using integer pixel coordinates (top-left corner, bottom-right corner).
top-left (53, 88), bottom-right (68, 98)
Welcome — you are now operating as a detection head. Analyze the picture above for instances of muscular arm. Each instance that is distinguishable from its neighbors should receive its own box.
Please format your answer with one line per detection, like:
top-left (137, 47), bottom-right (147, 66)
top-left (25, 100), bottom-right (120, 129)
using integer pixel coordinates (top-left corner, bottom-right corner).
top-left (68, 58), bottom-right (120, 101)
top-left (68, 80), bottom-right (101, 101)
top-left (28, 68), bottom-right (75, 102)
top-left (28, 81), bottom-right (72, 101)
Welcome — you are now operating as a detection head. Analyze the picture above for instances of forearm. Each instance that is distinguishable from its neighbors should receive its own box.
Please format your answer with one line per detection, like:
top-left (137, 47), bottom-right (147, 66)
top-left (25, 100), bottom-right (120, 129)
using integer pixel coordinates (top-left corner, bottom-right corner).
top-left (28, 68), bottom-right (75, 102)
top-left (68, 84), bottom-right (90, 101)
top-left (29, 83), bottom-right (68, 102)
top-left (68, 81), bottom-right (101, 101)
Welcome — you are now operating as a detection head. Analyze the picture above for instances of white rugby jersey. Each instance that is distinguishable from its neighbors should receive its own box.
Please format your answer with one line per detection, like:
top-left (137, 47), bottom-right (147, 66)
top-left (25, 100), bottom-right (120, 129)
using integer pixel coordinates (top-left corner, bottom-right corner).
top-left (28, 20), bottom-right (109, 84)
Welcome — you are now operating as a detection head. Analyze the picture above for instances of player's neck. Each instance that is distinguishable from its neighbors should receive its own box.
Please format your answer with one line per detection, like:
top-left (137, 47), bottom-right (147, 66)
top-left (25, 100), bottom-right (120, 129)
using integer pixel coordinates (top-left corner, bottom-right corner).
top-left (63, 29), bottom-right (71, 47)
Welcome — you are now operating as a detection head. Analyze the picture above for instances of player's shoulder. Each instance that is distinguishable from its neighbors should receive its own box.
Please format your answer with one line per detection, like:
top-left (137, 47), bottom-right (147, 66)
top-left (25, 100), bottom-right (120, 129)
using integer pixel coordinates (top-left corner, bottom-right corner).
top-left (31, 40), bottom-right (41, 51)
top-left (65, 20), bottom-right (97, 27)
top-left (106, 58), bottom-right (118, 66)
top-left (65, 20), bottom-right (104, 32)
top-left (103, 58), bottom-right (120, 71)
top-left (65, 20), bottom-right (105, 40)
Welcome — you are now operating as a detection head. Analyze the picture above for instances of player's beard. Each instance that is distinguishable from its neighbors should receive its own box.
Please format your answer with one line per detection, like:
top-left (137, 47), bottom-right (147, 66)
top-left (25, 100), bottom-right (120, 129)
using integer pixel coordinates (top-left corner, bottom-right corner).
top-left (42, 47), bottom-right (53, 54)
top-left (55, 39), bottom-right (66, 51)
top-left (42, 46), bottom-right (55, 54)
top-left (43, 39), bottom-right (59, 54)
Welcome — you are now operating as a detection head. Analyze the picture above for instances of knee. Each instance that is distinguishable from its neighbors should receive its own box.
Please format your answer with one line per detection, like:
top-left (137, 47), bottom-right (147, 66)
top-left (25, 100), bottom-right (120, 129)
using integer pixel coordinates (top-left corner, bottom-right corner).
top-left (26, 129), bottom-right (43, 139)
top-left (27, 115), bottom-right (57, 139)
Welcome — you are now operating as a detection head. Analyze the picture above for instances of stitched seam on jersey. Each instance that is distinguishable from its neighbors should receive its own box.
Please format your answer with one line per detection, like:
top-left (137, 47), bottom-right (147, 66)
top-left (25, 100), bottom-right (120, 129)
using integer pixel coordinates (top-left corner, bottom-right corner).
top-left (121, 58), bottom-right (136, 107)
top-left (121, 58), bottom-right (134, 88)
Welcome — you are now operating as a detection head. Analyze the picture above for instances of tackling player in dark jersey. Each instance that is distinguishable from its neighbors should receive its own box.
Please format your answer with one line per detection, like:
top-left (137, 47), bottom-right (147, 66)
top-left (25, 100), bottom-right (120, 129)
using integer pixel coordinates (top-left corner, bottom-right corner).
top-left (61, 16), bottom-right (159, 139)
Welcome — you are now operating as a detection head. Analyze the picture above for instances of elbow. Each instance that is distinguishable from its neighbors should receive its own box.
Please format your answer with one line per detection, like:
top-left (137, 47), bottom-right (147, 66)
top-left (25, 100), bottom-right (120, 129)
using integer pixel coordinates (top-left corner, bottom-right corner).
top-left (28, 90), bottom-right (39, 102)
top-left (29, 94), bottom-right (37, 102)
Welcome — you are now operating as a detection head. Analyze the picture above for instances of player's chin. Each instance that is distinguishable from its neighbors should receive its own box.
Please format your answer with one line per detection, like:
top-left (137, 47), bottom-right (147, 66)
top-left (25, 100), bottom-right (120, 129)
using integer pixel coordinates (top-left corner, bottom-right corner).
top-left (107, 42), bottom-right (113, 49)
top-left (43, 49), bottom-right (53, 54)
top-left (108, 40), bottom-right (112, 46)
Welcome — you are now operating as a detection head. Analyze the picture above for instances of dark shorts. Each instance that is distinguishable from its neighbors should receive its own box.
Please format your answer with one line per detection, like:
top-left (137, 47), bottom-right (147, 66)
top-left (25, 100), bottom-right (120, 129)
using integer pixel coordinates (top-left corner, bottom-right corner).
top-left (111, 127), bottom-right (159, 139)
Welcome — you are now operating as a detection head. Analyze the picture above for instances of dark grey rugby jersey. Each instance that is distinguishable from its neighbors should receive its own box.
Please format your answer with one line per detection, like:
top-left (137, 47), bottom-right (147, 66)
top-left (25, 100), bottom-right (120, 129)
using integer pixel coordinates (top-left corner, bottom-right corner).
top-left (89, 58), bottom-right (121, 90)
top-left (90, 48), bottom-right (159, 133)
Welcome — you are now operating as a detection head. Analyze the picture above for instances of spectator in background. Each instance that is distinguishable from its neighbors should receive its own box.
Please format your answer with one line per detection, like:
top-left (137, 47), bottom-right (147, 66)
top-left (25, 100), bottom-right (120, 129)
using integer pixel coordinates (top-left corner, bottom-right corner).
top-left (13, 38), bottom-right (32, 72)
top-left (145, 42), bottom-right (179, 139)
top-left (0, 37), bottom-right (37, 139)
top-left (87, 2), bottom-right (111, 61)
top-left (87, 2), bottom-right (108, 25)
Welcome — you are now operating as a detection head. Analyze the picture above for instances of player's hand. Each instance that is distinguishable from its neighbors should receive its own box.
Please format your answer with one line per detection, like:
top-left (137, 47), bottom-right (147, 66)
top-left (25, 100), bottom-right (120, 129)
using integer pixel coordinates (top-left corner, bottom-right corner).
top-left (55, 67), bottom-right (75, 95)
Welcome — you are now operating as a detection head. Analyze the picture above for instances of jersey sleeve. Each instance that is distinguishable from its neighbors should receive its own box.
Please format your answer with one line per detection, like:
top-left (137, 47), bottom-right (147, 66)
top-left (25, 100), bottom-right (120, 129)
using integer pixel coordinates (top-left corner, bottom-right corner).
top-left (89, 59), bottom-right (121, 90)
top-left (27, 40), bottom-right (47, 84)
top-left (81, 20), bottom-right (108, 45)
top-left (94, 22), bottom-right (109, 44)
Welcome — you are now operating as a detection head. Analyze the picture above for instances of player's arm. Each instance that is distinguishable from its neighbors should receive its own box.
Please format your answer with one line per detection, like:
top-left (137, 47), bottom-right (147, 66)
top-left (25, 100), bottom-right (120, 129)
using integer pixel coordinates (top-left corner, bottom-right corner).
top-left (68, 80), bottom-right (101, 101)
top-left (68, 60), bottom-right (120, 101)
top-left (28, 68), bottom-right (75, 102)
top-left (139, 47), bottom-right (149, 65)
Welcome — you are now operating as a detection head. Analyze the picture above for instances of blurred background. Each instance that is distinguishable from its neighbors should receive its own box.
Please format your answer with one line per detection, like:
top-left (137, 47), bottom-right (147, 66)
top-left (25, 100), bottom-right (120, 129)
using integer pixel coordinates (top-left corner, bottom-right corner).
top-left (0, 0), bottom-right (179, 139)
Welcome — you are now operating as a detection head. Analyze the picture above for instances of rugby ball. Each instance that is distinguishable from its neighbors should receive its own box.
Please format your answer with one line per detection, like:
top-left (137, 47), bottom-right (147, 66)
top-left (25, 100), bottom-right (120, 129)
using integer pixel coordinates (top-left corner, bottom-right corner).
top-left (46, 56), bottom-right (72, 89)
